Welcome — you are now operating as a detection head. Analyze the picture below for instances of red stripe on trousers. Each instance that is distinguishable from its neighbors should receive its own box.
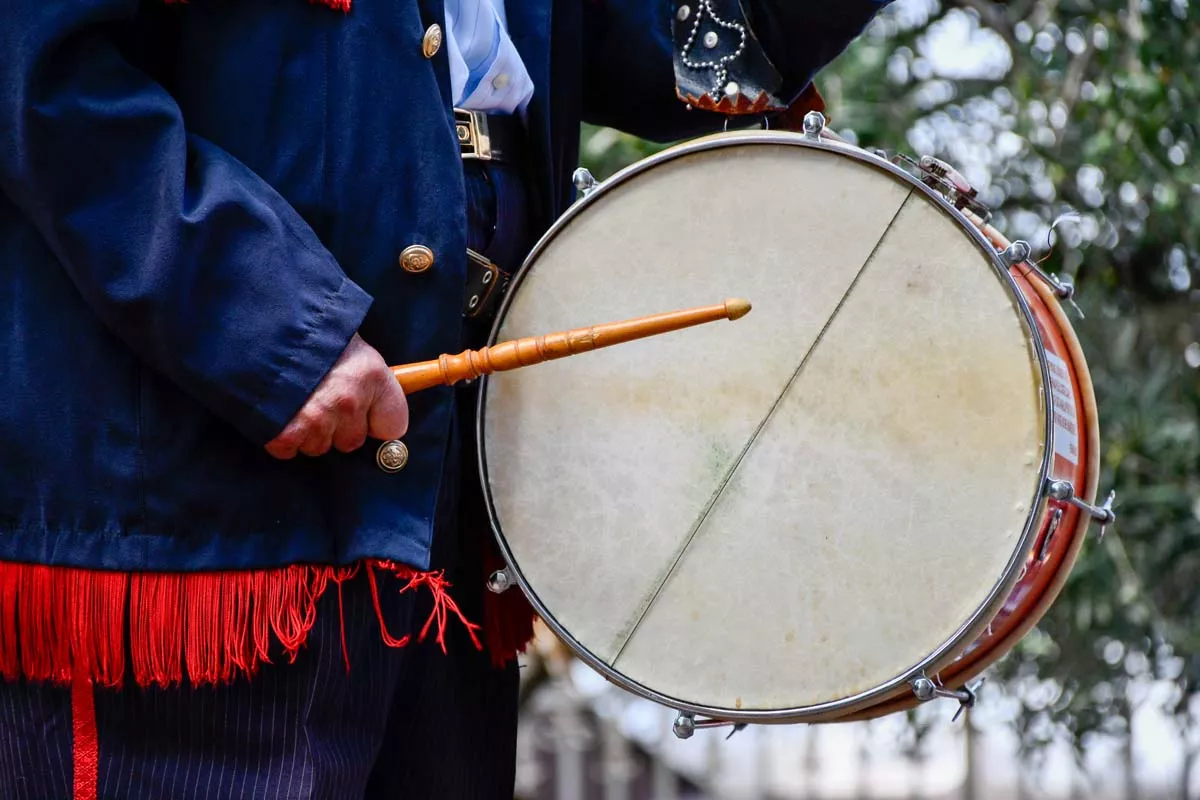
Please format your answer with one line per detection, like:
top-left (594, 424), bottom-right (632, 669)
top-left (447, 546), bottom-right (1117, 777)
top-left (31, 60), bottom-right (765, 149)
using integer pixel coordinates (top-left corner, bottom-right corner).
top-left (71, 672), bottom-right (98, 800)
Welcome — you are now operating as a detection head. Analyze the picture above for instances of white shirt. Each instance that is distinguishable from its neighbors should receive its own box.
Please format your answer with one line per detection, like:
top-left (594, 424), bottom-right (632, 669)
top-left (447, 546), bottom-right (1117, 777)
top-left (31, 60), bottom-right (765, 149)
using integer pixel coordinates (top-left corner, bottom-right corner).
top-left (445, 0), bottom-right (535, 114)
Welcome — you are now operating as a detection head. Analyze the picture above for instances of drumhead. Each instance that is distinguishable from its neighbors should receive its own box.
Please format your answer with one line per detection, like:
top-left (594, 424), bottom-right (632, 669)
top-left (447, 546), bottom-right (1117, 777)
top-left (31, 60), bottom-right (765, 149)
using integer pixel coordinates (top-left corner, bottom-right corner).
top-left (478, 133), bottom-right (1051, 721)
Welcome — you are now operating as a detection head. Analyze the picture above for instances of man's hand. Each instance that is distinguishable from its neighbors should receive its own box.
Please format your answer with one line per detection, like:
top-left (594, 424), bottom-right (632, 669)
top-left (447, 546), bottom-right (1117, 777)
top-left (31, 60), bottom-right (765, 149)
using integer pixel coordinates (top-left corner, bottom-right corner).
top-left (265, 334), bottom-right (409, 459)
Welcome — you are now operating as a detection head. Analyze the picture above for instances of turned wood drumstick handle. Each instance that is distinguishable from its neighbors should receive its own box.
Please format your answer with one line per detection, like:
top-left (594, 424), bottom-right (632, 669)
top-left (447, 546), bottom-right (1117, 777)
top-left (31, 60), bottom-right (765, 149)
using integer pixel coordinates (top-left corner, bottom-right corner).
top-left (391, 298), bottom-right (752, 394)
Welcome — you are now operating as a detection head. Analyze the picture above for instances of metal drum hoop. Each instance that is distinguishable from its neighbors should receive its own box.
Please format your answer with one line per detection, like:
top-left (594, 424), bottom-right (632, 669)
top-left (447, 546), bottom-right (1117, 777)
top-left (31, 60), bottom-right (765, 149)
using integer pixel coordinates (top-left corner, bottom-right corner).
top-left (476, 131), bottom-right (1057, 723)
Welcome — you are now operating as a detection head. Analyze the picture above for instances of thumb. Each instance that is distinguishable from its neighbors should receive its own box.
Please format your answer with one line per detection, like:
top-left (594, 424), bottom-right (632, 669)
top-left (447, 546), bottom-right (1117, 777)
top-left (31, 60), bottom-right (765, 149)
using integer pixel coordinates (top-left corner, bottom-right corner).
top-left (367, 374), bottom-right (409, 441)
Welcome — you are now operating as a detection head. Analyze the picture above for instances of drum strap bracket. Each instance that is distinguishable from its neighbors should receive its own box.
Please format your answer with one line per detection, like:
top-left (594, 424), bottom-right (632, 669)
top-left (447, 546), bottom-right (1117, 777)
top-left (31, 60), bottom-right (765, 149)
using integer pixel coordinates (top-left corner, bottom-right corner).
top-left (464, 249), bottom-right (511, 320)
top-left (672, 711), bottom-right (742, 740)
top-left (1046, 480), bottom-right (1117, 539)
top-left (912, 675), bottom-right (984, 722)
top-left (1002, 240), bottom-right (1085, 318)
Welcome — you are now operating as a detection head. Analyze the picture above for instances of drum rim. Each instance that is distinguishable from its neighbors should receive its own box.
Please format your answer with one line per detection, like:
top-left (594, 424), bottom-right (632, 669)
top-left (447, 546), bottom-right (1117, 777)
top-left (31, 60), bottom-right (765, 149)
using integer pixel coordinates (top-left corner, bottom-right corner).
top-left (476, 131), bottom-right (1055, 722)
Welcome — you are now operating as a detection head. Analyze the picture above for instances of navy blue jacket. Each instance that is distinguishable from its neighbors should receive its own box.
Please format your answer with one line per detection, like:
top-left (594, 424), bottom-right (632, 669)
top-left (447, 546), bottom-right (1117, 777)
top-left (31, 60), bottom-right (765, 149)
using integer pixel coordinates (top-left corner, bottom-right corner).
top-left (0, 0), bottom-right (886, 573)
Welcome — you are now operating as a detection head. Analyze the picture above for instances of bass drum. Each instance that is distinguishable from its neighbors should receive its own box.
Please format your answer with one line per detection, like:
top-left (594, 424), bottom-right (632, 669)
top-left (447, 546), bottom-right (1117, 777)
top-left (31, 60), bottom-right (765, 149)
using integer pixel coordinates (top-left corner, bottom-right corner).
top-left (477, 129), bottom-right (1104, 725)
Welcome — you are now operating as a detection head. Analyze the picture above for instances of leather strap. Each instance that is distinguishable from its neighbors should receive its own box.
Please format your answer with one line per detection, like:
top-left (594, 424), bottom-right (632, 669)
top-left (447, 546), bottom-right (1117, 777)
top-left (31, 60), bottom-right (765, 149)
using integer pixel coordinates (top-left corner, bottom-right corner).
top-left (463, 249), bottom-right (509, 320)
top-left (771, 83), bottom-right (828, 130)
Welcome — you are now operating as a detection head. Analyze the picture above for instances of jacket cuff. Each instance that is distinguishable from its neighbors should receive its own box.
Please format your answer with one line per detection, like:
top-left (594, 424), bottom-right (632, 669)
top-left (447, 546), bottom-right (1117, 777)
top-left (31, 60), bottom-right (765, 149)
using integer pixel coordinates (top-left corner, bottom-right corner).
top-left (671, 0), bottom-right (787, 114)
top-left (248, 275), bottom-right (374, 444)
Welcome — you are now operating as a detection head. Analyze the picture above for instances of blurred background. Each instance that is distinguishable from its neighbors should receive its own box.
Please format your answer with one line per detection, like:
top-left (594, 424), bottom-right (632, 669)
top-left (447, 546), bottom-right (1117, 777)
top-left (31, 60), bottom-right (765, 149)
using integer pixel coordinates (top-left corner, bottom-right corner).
top-left (512, 0), bottom-right (1200, 797)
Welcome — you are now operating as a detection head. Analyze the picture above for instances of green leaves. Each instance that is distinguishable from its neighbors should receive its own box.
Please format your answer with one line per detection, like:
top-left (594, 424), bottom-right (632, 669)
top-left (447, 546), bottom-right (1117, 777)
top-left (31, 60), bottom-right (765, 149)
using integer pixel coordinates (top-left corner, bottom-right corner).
top-left (578, 0), bottom-right (1199, 759)
top-left (827, 9), bottom-right (1200, 754)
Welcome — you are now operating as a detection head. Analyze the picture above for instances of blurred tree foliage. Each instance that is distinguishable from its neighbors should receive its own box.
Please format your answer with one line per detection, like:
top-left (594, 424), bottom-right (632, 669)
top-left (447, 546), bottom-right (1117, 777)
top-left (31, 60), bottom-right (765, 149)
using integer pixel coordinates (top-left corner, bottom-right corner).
top-left (579, 0), bottom-right (1200, 779)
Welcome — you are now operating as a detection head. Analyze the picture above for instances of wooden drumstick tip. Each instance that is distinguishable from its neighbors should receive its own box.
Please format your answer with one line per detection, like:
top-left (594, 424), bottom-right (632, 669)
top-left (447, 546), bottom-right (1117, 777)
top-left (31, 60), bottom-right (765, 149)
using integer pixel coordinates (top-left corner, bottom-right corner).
top-left (725, 298), bottom-right (752, 321)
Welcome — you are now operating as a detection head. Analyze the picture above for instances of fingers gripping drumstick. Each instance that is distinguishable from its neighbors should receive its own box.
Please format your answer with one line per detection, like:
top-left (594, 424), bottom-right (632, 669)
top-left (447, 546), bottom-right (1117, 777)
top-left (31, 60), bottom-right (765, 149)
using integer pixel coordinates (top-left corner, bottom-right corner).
top-left (391, 298), bottom-right (752, 394)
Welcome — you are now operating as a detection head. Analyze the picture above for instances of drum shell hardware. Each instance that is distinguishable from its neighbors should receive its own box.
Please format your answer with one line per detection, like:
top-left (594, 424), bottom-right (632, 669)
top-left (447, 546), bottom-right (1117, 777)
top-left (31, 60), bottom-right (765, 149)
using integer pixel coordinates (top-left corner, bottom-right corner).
top-left (477, 120), bottom-right (1115, 730)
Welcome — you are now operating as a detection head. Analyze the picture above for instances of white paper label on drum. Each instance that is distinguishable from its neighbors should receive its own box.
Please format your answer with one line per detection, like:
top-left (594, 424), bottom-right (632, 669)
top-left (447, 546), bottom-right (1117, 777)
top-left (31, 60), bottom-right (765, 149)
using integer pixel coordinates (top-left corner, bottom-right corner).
top-left (1046, 351), bottom-right (1080, 465)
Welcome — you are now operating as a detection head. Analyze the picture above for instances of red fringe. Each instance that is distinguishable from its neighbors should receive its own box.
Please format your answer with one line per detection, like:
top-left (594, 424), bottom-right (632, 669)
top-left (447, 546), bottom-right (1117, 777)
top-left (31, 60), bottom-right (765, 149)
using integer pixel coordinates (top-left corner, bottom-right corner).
top-left (330, 565), bottom-right (360, 673)
top-left (366, 562), bottom-right (412, 649)
top-left (20, 566), bottom-right (72, 684)
top-left (220, 571), bottom-right (255, 682)
top-left (378, 561), bottom-right (484, 653)
top-left (70, 570), bottom-right (127, 688)
top-left (129, 573), bottom-right (182, 687)
top-left (0, 564), bottom-right (17, 682)
top-left (0, 559), bottom-right (532, 689)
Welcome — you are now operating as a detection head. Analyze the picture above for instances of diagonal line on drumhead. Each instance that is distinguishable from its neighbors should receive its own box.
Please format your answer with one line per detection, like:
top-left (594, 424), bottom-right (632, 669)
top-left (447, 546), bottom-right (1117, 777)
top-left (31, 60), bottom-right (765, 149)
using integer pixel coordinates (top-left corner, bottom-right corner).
top-left (608, 189), bottom-right (915, 666)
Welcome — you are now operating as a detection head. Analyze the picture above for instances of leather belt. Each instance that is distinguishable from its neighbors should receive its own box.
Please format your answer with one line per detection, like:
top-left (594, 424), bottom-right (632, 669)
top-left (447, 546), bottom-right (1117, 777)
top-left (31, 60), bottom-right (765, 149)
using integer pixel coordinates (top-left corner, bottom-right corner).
top-left (455, 108), bottom-right (525, 163)
top-left (456, 108), bottom-right (526, 321)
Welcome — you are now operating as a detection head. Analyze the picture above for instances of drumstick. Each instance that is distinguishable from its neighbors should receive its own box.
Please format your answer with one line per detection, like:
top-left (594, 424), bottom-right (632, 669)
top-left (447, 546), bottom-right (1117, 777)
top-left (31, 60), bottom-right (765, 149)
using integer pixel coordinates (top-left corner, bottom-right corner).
top-left (390, 298), bottom-right (752, 394)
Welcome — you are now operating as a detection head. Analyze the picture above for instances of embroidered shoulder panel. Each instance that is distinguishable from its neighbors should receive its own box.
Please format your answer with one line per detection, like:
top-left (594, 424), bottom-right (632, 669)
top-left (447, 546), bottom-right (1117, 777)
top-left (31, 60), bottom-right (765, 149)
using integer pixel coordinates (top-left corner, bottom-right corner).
top-left (671, 0), bottom-right (786, 114)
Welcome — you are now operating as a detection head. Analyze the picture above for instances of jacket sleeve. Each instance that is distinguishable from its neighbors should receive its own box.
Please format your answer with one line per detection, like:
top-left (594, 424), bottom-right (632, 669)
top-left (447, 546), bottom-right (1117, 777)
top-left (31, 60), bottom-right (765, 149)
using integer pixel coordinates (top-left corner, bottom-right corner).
top-left (0, 0), bottom-right (373, 446)
top-left (581, 0), bottom-right (890, 142)
top-left (746, 0), bottom-right (893, 103)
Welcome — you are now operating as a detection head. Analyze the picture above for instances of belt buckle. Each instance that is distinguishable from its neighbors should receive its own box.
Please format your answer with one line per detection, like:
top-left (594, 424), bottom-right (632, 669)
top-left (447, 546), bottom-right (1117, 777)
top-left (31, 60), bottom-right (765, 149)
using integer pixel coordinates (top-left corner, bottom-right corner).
top-left (455, 109), bottom-right (495, 161)
top-left (464, 248), bottom-right (508, 319)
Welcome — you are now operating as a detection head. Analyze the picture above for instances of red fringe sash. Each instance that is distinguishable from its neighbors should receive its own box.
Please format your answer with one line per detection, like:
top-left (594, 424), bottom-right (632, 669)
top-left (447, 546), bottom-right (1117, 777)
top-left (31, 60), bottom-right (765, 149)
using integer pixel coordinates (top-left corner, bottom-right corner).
top-left (0, 559), bottom-right (534, 689)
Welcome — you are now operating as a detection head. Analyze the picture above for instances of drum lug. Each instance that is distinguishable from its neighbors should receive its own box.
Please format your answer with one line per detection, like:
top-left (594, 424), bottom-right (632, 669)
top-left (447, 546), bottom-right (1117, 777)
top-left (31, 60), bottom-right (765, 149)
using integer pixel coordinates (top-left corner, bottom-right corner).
top-left (486, 568), bottom-right (514, 594)
top-left (671, 711), bottom-right (743, 740)
top-left (911, 675), bottom-right (984, 722)
top-left (1045, 480), bottom-right (1117, 539)
top-left (801, 110), bottom-right (826, 140)
top-left (572, 167), bottom-right (599, 199)
top-left (1002, 240), bottom-right (1086, 318)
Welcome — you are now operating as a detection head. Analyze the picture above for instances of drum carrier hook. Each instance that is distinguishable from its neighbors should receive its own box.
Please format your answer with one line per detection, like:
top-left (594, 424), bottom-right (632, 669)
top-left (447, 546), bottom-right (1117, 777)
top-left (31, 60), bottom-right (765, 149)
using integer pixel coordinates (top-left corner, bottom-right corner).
top-left (1045, 481), bottom-right (1117, 540)
top-left (672, 711), bottom-right (744, 740)
top-left (890, 152), bottom-right (992, 224)
top-left (1002, 239), bottom-right (1086, 319)
top-left (910, 674), bottom-right (985, 722)
top-left (885, 149), bottom-right (1088, 319)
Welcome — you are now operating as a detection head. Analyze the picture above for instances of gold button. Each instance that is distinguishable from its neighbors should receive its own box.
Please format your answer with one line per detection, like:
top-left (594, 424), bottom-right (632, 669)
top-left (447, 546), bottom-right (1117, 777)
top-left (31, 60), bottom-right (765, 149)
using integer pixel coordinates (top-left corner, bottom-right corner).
top-left (399, 244), bottom-right (434, 274)
top-left (422, 24), bottom-right (443, 58)
top-left (376, 440), bottom-right (409, 473)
